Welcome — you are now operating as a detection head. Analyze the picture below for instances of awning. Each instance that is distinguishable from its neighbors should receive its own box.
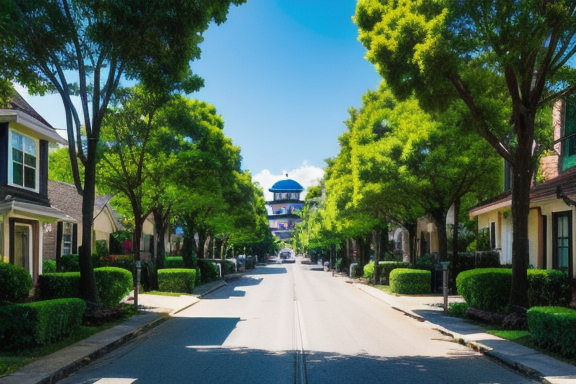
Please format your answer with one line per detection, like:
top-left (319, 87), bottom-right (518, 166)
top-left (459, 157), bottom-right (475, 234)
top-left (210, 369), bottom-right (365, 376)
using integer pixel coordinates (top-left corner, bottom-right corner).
top-left (0, 200), bottom-right (77, 223)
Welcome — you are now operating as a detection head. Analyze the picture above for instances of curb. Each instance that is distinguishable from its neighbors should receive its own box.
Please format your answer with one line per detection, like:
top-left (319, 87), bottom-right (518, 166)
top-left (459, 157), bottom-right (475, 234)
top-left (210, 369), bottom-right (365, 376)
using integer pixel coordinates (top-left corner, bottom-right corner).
top-left (1, 313), bottom-right (168, 384)
top-left (351, 283), bottom-right (552, 383)
top-left (38, 314), bottom-right (169, 384)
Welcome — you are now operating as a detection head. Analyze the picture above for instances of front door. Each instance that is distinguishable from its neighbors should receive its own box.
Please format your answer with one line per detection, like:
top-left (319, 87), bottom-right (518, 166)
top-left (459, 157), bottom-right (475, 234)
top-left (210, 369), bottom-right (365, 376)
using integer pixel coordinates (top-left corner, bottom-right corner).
top-left (552, 211), bottom-right (573, 278)
top-left (13, 224), bottom-right (31, 273)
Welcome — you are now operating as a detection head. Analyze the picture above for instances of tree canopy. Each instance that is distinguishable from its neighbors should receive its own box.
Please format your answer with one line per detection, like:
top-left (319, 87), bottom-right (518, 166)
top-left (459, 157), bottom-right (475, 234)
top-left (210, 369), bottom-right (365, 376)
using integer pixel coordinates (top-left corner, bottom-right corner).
top-left (355, 0), bottom-right (576, 307)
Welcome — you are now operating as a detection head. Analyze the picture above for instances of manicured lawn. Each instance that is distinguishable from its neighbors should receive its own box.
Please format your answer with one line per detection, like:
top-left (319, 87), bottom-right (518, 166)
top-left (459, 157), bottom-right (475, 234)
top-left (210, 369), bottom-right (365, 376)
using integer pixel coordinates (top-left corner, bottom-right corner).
top-left (143, 291), bottom-right (191, 297)
top-left (0, 305), bottom-right (138, 377)
top-left (485, 328), bottom-right (576, 367)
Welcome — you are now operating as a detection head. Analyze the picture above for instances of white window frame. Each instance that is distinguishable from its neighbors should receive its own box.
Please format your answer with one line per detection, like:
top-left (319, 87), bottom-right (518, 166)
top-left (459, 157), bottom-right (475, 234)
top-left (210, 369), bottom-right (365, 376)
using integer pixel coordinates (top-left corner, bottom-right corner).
top-left (62, 222), bottom-right (73, 255)
top-left (8, 129), bottom-right (39, 192)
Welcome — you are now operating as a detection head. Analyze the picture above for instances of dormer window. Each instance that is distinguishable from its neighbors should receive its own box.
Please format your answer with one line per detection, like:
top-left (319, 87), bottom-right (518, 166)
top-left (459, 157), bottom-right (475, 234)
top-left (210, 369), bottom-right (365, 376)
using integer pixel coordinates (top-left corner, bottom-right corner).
top-left (9, 130), bottom-right (38, 191)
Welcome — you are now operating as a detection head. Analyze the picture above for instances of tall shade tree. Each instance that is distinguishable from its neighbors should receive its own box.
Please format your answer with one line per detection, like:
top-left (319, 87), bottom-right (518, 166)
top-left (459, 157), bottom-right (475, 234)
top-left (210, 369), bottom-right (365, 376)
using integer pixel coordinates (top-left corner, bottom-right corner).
top-left (355, 0), bottom-right (576, 307)
top-left (350, 84), bottom-right (501, 272)
top-left (0, 0), bottom-right (245, 304)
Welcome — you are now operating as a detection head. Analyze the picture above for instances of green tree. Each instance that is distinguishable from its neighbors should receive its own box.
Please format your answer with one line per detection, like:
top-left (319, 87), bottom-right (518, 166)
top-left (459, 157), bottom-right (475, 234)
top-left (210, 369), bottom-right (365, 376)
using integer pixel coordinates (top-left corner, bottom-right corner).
top-left (355, 0), bottom-right (576, 307)
top-left (0, 0), bottom-right (245, 304)
top-left (49, 147), bottom-right (80, 185)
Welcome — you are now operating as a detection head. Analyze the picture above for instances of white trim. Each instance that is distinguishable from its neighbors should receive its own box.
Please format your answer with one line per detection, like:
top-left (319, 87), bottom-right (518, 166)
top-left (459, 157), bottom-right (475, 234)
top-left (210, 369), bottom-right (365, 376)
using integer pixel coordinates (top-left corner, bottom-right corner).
top-left (0, 200), bottom-right (77, 223)
top-left (0, 110), bottom-right (66, 144)
top-left (469, 199), bottom-right (512, 217)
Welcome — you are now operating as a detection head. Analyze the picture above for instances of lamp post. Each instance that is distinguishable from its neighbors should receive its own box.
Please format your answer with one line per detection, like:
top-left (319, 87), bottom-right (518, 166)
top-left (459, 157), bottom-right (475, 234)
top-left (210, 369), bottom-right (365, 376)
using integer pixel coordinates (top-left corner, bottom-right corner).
top-left (440, 261), bottom-right (450, 311)
top-left (134, 260), bottom-right (141, 310)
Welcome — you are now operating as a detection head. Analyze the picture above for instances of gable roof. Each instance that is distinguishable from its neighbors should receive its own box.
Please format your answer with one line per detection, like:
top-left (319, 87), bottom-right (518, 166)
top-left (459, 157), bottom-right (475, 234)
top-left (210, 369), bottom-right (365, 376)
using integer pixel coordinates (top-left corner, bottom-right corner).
top-left (0, 90), bottom-right (66, 144)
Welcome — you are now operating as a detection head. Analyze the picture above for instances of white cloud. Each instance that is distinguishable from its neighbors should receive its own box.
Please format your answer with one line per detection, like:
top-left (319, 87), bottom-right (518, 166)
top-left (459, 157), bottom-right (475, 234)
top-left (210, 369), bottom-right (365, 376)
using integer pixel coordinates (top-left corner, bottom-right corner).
top-left (252, 162), bottom-right (324, 201)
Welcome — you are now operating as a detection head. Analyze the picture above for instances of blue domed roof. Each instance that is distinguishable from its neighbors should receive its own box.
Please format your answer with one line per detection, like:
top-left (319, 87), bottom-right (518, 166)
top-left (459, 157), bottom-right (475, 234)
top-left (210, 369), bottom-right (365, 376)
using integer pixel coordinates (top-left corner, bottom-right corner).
top-left (269, 179), bottom-right (304, 192)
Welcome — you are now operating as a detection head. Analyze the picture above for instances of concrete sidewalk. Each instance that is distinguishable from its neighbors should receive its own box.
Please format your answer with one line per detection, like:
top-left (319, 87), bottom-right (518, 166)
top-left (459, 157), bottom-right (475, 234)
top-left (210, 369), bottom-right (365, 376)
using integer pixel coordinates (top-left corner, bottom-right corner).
top-left (0, 280), bottom-right (227, 384)
top-left (349, 280), bottom-right (576, 384)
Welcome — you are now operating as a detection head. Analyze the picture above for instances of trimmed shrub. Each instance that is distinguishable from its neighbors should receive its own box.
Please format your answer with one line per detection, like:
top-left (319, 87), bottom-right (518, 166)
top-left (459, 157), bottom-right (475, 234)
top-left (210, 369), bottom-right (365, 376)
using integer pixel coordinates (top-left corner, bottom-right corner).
top-left (39, 267), bottom-right (132, 307)
top-left (390, 268), bottom-right (431, 294)
top-left (457, 268), bottom-right (572, 312)
top-left (60, 254), bottom-right (80, 272)
top-left (0, 298), bottom-right (85, 350)
top-left (528, 306), bottom-right (576, 357)
top-left (363, 261), bottom-right (411, 283)
top-left (456, 268), bottom-right (511, 312)
top-left (448, 302), bottom-right (469, 318)
top-left (38, 272), bottom-right (82, 300)
top-left (0, 262), bottom-right (33, 303)
top-left (43, 259), bottom-right (57, 274)
top-left (164, 256), bottom-right (185, 269)
top-left (158, 269), bottom-right (196, 294)
top-left (198, 259), bottom-right (218, 283)
top-left (381, 262), bottom-right (411, 283)
top-left (527, 269), bottom-right (572, 307)
top-left (94, 267), bottom-right (133, 307)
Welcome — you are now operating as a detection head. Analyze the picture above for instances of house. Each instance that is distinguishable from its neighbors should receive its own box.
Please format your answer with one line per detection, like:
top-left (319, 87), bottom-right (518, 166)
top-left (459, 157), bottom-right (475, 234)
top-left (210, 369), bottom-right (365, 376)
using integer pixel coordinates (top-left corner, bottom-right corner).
top-left (470, 98), bottom-right (576, 278)
top-left (43, 181), bottom-right (124, 262)
top-left (0, 92), bottom-right (73, 284)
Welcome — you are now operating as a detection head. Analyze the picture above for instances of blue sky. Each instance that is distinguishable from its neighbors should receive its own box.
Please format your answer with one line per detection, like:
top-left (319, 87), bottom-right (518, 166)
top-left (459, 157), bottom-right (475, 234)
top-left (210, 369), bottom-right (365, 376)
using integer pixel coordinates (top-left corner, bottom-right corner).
top-left (17, 0), bottom-right (381, 198)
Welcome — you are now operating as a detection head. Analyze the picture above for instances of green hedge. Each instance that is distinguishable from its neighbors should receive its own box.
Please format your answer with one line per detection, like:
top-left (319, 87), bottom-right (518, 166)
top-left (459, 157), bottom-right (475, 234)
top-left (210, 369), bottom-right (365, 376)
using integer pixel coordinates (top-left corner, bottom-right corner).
top-left (364, 261), bottom-right (411, 284)
top-left (527, 306), bottom-right (576, 357)
top-left (527, 269), bottom-right (572, 307)
top-left (43, 259), bottom-right (57, 274)
top-left (39, 267), bottom-right (132, 307)
top-left (0, 262), bottom-right (33, 303)
top-left (158, 269), bottom-right (196, 294)
top-left (60, 254), bottom-right (80, 272)
top-left (94, 267), bottom-right (133, 307)
top-left (0, 298), bottom-right (85, 350)
top-left (456, 268), bottom-right (512, 312)
top-left (38, 272), bottom-right (81, 300)
top-left (198, 259), bottom-right (218, 283)
top-left (390, 268), bottom-right (431, 294)
top-left (164, 256), bottom-right (185, 269)
top-left (457, 268), bottom-right (572, 312)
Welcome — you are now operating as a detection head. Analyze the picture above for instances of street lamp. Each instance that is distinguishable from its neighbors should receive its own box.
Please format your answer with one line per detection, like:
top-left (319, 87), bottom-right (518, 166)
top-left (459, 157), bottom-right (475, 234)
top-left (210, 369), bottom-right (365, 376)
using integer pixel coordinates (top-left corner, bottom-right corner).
top-left (134, 260), bottom-right (141, 310)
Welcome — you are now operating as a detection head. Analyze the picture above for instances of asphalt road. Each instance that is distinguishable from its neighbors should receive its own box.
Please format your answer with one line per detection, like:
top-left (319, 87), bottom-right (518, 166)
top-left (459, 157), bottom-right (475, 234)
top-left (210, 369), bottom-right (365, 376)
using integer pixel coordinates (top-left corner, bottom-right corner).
top-left (58, 260), bottom-right (538, 384)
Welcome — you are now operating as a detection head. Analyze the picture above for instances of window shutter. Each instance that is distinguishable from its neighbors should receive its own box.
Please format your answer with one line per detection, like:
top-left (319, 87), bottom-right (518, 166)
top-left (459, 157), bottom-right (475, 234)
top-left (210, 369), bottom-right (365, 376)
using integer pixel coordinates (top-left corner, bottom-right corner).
top-left (72, 224), bottom-right (78, 254)
top-left (56, 222), bottom-right (63, 271)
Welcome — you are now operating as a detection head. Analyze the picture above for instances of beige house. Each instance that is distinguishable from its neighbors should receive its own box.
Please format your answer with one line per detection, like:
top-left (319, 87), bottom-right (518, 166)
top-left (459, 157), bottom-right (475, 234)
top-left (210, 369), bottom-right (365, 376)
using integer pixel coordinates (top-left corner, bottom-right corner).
top-left (44, 180), bottom-right (124, 261)
top-left (470, 99), bottom-right (576, 278)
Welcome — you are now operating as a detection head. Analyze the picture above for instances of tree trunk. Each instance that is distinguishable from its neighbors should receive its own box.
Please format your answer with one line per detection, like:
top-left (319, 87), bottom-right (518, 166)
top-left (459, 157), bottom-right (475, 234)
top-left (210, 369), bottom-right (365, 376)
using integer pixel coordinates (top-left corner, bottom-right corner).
top-left (181, 216), bottom-right (197, 268)
top-left (435, 211), bottom-right (448, 263)
top-left (509, 133), bottom-right (535, 308)
top-left (197, 228), bottom-right (207, 259)
top-left (373, 229), bottom-right (381, 284)
top-left (79, 154), bottom-right (98, 306)
top-left (215, 237), bottom-right (223, 259)
top-left (404, 222), bottom-right (417, 265)
top-left (451, 197), bottom-right (461, 273)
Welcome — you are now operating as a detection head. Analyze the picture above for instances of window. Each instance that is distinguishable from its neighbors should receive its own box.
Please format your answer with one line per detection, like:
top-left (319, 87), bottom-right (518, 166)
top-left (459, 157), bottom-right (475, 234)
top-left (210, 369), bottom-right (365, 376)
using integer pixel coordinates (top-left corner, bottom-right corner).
top-left (562, 97), bottom-right (576, 171)
top-left (9, 131), bottom-right (38, 190)
top-left (553, 211), bottom-right (573, 278)
top-left (62, 222), bottom-right (72, 255)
